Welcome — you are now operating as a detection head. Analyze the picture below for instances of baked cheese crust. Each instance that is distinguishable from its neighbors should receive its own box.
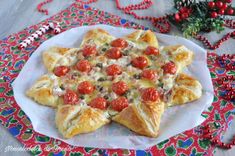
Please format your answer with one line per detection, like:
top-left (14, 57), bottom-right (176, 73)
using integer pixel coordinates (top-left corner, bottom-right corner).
top-left (26, 28), bottom-right (202, 138)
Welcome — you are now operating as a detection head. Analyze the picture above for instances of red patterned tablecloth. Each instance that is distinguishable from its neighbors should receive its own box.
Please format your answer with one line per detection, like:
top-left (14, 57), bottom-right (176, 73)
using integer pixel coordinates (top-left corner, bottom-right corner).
top-left (0, 3), bottom-right (234, 156)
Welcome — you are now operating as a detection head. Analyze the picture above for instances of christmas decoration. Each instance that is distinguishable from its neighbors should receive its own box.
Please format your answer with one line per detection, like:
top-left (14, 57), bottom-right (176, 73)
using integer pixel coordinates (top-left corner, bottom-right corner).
top-left (1, 3), bottom-right (234, 155)
top-left (37, 0), bottom-right (53, 15)
top-left (18, 22), bottom-right (61, 49)
top-left (35, 0), bottom-right (235, 49)
top-left (202, 123), bottom-right (235, 149)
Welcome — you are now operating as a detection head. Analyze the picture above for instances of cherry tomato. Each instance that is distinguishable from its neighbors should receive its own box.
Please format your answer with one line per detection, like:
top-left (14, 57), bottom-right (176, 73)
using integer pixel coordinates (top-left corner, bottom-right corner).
top-left (111, 38), bottom-right (128, 48)
top-left (141, 87), bottom-right (159, 102)
top-left (89, 97), bottom-right (108, 110)
top-left (112, 81), bottom-right (128, 95)
top-left (106, 47), bottom-right (122, 59)
top-left (141, 69), bottom-right (157, 80)
top-left (144, 46), bottom-right (159, 56)
top-left (54, 66), bottom-right (70, 77)
top-left (77, 81), bottom-right (94, 94)
top-left (131, 56), bottom-right (148, 69)
top-left (82, 45), bottom-right (97, 57)
top-left (106, 64), bottom-right (122, 76)
top-left (110, 97), bottom-right (129, 112)
top-left (76, 60), bottom-right (91, 73)
top-left (162, 61), bottom-right (177, 75)
top-left (63, 90), bottom-right (79, 104)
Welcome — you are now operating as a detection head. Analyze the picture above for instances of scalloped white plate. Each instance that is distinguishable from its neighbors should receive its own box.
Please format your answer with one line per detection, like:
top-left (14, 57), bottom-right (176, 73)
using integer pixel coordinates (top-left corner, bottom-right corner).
top-left (12, 25), bottom-right (214, 150)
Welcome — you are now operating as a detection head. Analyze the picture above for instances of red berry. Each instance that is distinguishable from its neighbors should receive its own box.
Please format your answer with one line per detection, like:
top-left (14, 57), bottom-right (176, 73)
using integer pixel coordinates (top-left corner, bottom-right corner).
top-left (216, 1), bottom-right (223, 8)
top-left (226, 8), bottom-right (234, 15)
top-left (174, 13), bottom-right (181, 22)
top-left (226, 0), bottom-right (232, 3)
top-left (179, 7), bottom-right (188, 14)
top-left (218, 9), bottom-right (225, 15)
top-left (211, 12), bottom-right (218, 18)
top-left (208, 2), bottom-right (215, 8)
top-left (222, 3), bottom-right (227, 9)
top-left (181, 13), bottom-right (189, 19)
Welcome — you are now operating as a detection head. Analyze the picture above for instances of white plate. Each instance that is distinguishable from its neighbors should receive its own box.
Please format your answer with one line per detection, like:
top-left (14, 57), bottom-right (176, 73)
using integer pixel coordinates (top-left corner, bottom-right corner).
top-left (12, 25), bottom-right (214, 150)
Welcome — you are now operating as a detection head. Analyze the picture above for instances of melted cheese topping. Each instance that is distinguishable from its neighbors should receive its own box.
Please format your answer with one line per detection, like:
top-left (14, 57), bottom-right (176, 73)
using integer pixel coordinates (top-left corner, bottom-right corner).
top-left (52, 37), bottom-right (187, 113)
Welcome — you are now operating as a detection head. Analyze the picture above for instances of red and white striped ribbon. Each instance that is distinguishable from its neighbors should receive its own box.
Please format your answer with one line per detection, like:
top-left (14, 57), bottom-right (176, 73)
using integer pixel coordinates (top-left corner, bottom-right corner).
top-left (18, 22), bottom-right (61, 49)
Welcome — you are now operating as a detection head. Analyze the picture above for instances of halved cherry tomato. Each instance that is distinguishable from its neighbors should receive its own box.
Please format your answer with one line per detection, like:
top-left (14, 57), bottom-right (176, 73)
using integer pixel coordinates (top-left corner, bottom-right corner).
top-left (162, 61), bottom-right (177, 74)
top-left (89, 97), bottom-right (108, 110)
top-left (141, 69), bottom-right (157, 80)
top-left (106, 47), bottom-right (122, 59)
top-left (141, 87), bottom-right (159, 102)
top-left (131, 56), bottom-right (148, 69)
top-left (110, 97), bottom-right (129, 112)
top-left (106, 64), bottom-right (122, 76)
top-left (144, 46), bottom-right (159, 56)
top-left (111, 38), bottom-right (128, 48)
top-left (63, 90), bottom-right (79, 104)
top-left (54, 66), bottom-right (70, 77)
top-left (82, 45), bottom-right (97, 57)
top-left (77, 81), bottom-right (94, 94)
top-left (112, 81), bottom-right (128, 95)
top-left (76, 60), bottom-right (91, 73)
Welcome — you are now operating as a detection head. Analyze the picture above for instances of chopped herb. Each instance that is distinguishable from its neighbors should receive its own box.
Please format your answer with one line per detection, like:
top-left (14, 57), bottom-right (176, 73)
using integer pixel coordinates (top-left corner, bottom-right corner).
top-left (101, 47), bottom-right (107, 52)
top-left (104, 43), bottom-right (109, 46)
top-left (104, 95), bottom-right (109, 100)
top-left (96, 63), bottom-right (103, 68)
top-left (129, 98), bottom-right (134, 103)
top-left (149, 55), bottom-right (156, 60)
top-left (72, 72), bottom-right (81, 77)
top-left (60, 85), bottom-right (65, 90)
top-left (158, 82), bottom-right (164, 88)
top-left (98, 77), bottom-right (106, 81)
top-left (80, 95), bottom-right (85, 100)
top-left (123, 90), bottom-right (131, 98)
top-left (85, 56), bottom-right (92, 60)
top-left (127, 63), bottom-right (132, 66)
top-left (96, 85), bottom-right (104, 92)
top-left (133, 74), bottom-right (140, 79)
top-left (123, 50), bottom-right (129, 56)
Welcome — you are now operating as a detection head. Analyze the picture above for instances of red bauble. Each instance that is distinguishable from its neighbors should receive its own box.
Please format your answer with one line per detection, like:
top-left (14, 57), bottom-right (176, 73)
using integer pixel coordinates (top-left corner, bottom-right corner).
top-left (222, 3), bottom-right (227, 9)
top-left (226, 0), bottom-right (232, 3)
top-left (175, 13), bottom-right (181, 22)
top-left (226, 8), bottom-right (234, 15)
top-left (216, 1), bottom-right (224, 8)
top-left (218, 9), bottom-right (225, 15)
top-left (211, 12), bottom-right (218, 18)
top-left (208, 1), bottom-right (215, 8)
top-left (181, 13), bottom-right (189, 19)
